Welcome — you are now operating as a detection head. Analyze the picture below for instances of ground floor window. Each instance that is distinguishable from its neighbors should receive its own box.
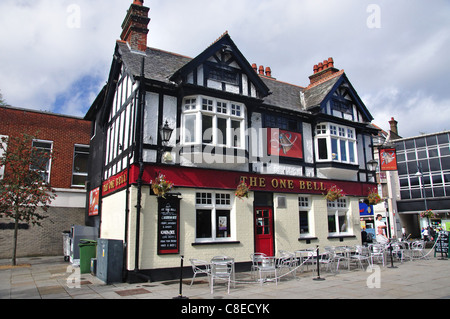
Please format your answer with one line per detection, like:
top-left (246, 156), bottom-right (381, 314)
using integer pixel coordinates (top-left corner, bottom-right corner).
top-left (299, 196), bottom-right (312, 237)
top-left (327, 198), bottom-right (351, 236)
top-left (195, 192), bottom-right (234, 242)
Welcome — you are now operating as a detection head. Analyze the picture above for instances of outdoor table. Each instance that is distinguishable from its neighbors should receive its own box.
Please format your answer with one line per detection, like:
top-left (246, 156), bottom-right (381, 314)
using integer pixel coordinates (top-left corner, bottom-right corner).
top-left (211, 256), bottom-right (235, 287)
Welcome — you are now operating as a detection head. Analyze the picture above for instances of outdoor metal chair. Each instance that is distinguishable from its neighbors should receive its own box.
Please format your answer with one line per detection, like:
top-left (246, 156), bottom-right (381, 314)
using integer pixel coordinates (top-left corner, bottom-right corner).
top-left (258, 256), bottom-right (278, 285)
top-left (369, 244), bottom-right (386, 266)
top-left (250, 253), bottom-right (266, 279)
top-left (210, 261), bottom-right (233, 294)
top-left (350, 245), bottom-right (371, 270)
top-left (189, 259), bottom-right (210, 287)
top-left (277, 254), bottom-right (297, 278)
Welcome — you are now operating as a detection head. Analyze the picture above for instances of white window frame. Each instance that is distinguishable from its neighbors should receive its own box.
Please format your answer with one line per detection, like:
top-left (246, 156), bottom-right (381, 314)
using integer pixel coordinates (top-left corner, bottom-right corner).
top-left (181, 95), bottom-right (245, 149)
top-left (31, 139), bottom-right (53, 184)
top-left (298, 196), bottom-right (313, 238)
top-left (195, 191), bottom-right (236, 243)
top-left (327, 198), bottom-right (352, 236)
top-left (315, 122), bottom-right (357, 164)
top-left (72, 144), bottom-right (89, 187)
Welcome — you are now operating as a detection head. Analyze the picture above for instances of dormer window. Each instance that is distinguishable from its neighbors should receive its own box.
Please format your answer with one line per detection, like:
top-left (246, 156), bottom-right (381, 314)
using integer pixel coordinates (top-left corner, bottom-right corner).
top-left (315, 123), bottom-right (357, 164)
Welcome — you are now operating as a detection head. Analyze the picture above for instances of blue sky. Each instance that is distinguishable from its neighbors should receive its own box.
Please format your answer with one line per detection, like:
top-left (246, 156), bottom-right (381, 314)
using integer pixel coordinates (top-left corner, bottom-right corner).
top-left (1, 0), bottom-right (450, 138)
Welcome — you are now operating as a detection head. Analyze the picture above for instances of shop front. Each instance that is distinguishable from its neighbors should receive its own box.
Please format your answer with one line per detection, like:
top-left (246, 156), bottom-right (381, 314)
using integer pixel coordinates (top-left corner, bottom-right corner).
top-left (97, 164), bottom-right (375, 281)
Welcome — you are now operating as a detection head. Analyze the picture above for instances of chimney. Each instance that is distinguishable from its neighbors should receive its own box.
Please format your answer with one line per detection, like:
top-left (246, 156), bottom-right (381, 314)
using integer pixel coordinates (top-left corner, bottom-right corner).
top-left (259, 65), bottom-right (265, 75)
top-left (120, 0), bottom-right (150, 52)
top-left (265, 67), bottom-right (272, 77)
top-left (252, 63), bottom-right (257, 73)
top-left (389, 117), bottom-right (399, 135)
top-left (308, 57), bottom-right (340, 85)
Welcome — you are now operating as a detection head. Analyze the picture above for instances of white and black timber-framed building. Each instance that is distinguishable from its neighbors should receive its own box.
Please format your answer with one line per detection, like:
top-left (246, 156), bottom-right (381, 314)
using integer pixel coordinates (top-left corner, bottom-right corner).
top-left (84, 0), bottom-right (380, 282)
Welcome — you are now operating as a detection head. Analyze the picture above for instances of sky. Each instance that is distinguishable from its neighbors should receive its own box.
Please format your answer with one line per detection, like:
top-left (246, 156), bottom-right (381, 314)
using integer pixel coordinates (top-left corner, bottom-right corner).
top-left (1, 0), bottom-right (450, 138)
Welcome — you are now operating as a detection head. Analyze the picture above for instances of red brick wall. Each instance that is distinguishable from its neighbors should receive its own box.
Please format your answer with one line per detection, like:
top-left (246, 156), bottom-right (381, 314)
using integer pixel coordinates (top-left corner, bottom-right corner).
top-left (0, 106), bottom-right (91, 189)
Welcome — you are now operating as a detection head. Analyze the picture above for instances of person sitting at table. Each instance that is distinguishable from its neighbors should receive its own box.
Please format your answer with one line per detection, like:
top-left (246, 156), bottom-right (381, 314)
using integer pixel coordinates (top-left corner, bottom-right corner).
top-left (375, 214), bottom-right (388, 244)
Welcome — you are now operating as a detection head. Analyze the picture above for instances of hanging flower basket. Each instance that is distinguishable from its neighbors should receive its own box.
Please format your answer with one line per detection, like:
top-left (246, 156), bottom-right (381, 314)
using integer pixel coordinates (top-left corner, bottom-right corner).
top-left (367, 189), bottom-right (382, 205)
top-left (325, 185), bottom-right (345, 202)
top-left (420, 209), bottom-right (435, 219)
top-left (235, 181), bottom-right (250, 200)
top-left (151, 173), bottom-right (174, 199)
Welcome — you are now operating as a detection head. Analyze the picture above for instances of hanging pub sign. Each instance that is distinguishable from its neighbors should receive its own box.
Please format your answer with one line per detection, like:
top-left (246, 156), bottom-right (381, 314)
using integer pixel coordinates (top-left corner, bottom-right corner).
top-left (88, 187), bottom-right (100, 216)
top-left (157, 196), bottom-right (180, 255)
top-left (379, 148), bottom-right (398, 171)
top-left (267, 129), bottom-right (303, 159)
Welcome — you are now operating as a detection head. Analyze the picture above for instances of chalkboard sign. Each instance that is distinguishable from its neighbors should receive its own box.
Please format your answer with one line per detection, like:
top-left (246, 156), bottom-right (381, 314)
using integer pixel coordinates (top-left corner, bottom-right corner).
top-left (435, 231), bottom-right (449, 258)
top-left (157, 197), bottom-right (180, 255)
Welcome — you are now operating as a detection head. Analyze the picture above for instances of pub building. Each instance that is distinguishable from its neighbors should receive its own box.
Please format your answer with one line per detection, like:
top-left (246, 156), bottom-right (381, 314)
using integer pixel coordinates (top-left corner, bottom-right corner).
top-left (85, 0), bottom-right (379, 282)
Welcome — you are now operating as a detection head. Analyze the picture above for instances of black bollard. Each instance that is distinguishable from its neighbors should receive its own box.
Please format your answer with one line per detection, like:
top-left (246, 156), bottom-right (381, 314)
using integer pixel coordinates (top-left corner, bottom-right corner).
top-left (173, 255), bottom-right (188, 299)
top-left (313, 246), bottom-right (325, 281)
top-left (387, 241), bottom-right (398, 269)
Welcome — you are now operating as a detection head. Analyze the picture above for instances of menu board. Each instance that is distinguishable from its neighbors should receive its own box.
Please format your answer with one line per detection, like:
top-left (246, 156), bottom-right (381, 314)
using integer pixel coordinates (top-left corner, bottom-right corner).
top-left (157, 197), bottom-right (180, 255)
top-left (435, 231), bottom-right (449, 257)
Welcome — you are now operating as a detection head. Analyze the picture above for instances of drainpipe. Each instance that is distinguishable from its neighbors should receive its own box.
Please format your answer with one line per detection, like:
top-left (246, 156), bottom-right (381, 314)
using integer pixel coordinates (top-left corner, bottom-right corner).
top-left (134, 56), bottom-right (146, 273)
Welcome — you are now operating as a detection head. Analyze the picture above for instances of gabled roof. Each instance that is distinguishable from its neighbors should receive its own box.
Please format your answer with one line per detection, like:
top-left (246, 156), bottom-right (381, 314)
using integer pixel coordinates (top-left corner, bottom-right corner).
top-left (169, 32), bottom-right (270, 98)
top-left (302, 71), bottom-right (374, 122)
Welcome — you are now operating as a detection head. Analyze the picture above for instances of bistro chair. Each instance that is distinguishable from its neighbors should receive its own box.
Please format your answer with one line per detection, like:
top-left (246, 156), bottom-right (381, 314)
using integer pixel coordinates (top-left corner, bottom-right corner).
top-left (210, 261), bottom-right (233, 294)
top-left (277, 254), bottom-right (297, 278)
top-left (350, 245), bottom-right (371, 270)
top-left (258, 256), bottom-right (278, 285)
top-left (250, 253), bottom-right (266, 279)
top-left (369, 244), bottom-right (386, 266)
top-left (189, 259), bottom-right (211, 287)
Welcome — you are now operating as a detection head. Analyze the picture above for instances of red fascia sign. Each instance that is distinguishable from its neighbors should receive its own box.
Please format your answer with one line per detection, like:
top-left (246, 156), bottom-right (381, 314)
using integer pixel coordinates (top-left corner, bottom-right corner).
top-left (125, 164), bottom-right (376, 197)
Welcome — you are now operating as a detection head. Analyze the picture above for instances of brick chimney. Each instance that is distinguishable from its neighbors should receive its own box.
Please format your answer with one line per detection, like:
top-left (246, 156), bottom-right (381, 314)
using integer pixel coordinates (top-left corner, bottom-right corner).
top-left (308, 57), bottom-right (340, 85)
top-left (120, 0), bottom-right (150, 52)
top-left (389, 117), bottom-right (399, 135)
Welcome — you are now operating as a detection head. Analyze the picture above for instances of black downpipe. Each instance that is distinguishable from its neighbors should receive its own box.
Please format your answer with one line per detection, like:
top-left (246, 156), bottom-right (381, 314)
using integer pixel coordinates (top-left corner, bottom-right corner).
top-left (134, 57), bottom-right (146, 273)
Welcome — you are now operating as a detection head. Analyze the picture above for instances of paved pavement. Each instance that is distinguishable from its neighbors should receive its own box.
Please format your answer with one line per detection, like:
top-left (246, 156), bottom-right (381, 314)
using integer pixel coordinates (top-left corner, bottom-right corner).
top-left (1, 251), bottom-right (450, 301)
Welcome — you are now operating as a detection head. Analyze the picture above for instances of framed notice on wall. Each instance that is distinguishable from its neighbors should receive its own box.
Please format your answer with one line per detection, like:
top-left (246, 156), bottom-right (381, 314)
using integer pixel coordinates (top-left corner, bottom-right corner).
top-left (157, 197), bottom-right (180, 255)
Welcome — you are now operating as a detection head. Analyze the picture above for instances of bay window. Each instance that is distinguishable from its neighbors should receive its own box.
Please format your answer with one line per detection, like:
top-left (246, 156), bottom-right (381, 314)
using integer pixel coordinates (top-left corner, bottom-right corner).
top-left (315, 123), bottom-right (357, 164)
top-left (182, 96), bottom-right (245, 149)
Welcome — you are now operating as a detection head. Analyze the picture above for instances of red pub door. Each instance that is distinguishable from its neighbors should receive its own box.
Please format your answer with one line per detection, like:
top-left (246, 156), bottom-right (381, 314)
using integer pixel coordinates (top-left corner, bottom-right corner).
top-left (254, 207), bottom-right (274, 256)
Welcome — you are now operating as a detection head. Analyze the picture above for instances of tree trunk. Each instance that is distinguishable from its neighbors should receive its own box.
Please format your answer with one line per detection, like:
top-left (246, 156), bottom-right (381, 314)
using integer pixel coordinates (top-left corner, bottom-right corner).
top-left (12, 216), bottom-right (19, 266)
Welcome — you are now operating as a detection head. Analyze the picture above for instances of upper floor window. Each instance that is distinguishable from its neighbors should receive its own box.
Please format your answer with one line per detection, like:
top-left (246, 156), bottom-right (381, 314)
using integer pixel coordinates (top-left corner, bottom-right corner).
top-left (315, 123), bottom-right (357, 164)
top-left (72, 145), bottom-right (89, 187)
top-left (31, 140), bottom-right (53, 184)
top-left (182, 96), bottom-right (245, 149)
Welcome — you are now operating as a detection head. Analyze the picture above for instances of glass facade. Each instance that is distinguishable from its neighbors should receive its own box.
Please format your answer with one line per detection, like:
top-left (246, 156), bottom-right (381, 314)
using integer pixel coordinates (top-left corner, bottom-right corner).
top-left (396, 132), bottom-right (450, 200)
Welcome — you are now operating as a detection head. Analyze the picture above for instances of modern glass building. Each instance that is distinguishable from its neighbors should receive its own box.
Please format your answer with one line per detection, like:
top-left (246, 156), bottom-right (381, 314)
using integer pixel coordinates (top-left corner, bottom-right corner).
top-left (395, 131), bottom-right (450, 236)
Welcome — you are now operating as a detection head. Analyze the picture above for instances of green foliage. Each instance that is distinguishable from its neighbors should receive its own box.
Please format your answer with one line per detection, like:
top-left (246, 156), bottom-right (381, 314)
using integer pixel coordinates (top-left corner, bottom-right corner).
top-left (0, 133), bottom-right (56, 264)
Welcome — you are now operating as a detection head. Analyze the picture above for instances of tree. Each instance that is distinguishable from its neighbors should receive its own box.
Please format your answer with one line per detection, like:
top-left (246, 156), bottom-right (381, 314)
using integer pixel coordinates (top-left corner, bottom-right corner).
top-left (0, 90), bottom-right (6, 106)
top-left (0, 133), bottom-right (56, 265)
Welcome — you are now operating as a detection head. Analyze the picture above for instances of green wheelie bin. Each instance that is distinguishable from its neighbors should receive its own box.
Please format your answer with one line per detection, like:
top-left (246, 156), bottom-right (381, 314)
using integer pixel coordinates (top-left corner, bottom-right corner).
top-left (78, 239), bottom-right (97, 274)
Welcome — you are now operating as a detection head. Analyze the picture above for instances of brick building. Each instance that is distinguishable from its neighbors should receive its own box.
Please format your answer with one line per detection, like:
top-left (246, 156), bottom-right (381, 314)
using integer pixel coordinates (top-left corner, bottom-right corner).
top-left (0, 105), bottom-right (91, 258)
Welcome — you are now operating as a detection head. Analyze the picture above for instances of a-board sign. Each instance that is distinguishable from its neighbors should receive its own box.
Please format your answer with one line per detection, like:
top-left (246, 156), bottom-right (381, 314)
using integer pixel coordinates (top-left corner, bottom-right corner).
top-left (157, 197), bottom-right (180, 255)
top-left (435, 231), bottom-right (449, 258)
